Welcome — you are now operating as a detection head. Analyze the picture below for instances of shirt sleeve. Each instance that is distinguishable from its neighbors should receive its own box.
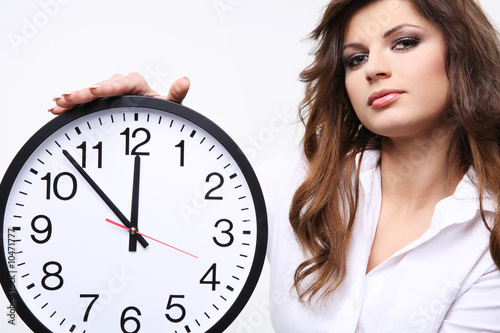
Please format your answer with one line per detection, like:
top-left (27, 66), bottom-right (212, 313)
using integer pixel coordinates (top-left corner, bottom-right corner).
top-left (439, 264), bottom-right (500, 332)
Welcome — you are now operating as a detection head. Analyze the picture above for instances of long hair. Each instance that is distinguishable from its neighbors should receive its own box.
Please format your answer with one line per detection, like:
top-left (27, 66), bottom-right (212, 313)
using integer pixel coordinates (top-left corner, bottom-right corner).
top-left (290, 0), bottom-right (500, 304)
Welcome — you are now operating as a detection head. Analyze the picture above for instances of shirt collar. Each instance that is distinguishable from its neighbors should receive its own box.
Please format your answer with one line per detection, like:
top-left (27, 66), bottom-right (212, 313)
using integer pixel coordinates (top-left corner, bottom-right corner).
top-left (357, 149), bottom-right (380, 172)
top-left (431, 168), bottom-right (496, 229)
top-left (357, 149), bottom-right (496, 227)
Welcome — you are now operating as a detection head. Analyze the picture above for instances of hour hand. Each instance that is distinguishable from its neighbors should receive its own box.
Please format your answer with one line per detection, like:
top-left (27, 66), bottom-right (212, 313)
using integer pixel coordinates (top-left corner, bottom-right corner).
top-left (63, 150), bottom-right (149, 249)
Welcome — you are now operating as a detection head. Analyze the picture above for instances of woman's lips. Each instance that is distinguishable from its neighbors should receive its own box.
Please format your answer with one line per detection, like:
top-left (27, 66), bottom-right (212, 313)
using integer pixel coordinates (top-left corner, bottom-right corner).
top-left (368, 89), bottom-right (405, 108)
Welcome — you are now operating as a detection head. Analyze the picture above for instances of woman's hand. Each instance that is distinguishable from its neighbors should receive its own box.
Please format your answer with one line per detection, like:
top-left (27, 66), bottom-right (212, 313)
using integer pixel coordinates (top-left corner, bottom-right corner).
top-left (49, 72), bottom-right (190, 115)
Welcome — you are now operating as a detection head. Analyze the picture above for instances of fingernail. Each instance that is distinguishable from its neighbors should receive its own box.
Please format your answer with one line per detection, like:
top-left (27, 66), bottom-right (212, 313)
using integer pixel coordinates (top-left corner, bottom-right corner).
top-left (48, 107), bottom-right (54, 113)
top-left (182, 76), bottom-right (191, 85)
top-left (52, 97), bottom-right (60, 102)
top-left (89, 85), bottom-right (99, 90)
top-left (62, 91), bottom-right (73, 97)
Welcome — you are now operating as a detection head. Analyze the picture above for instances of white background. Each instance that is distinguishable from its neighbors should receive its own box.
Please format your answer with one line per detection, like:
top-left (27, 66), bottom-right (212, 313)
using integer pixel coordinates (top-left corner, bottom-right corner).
top-left (1, 1), bottom-right (499, 332)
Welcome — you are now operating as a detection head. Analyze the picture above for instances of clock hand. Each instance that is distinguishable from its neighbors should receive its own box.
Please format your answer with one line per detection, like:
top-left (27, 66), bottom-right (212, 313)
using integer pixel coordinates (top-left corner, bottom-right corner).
top-left (105, 219), bottom-right (198, 258)
top-left (129, 155), bottom-right (141, 252)
top-left (62, 150), bottom-right (149, 248)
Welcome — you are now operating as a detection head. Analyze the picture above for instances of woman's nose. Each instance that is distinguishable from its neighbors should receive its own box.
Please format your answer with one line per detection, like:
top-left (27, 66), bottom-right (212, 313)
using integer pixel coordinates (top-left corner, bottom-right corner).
top-left (365, 51), bottom-right (392, 83)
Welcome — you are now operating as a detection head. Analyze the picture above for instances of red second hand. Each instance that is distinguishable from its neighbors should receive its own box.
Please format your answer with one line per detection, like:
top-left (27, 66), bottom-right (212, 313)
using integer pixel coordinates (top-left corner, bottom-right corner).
top-left (105, 218), bottom-right (198, 259)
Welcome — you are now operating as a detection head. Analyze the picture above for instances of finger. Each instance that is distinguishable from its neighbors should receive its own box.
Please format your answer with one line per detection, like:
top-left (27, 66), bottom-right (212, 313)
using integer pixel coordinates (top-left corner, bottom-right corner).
top-left (49, 105), bottom-right (71, 115)
top-left (49, 74), bottom-right (127, 115)
top-left (165, 77), bottom-right (190, 104)
top-left (53, 96), bottom-right (77, 109)
top-left (61, 73), bottom-right (128, 104)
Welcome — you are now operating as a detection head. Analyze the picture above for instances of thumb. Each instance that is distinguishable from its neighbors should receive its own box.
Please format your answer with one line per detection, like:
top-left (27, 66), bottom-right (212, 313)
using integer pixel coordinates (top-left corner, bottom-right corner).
top-left (165, 77), bottom-right (190, 104)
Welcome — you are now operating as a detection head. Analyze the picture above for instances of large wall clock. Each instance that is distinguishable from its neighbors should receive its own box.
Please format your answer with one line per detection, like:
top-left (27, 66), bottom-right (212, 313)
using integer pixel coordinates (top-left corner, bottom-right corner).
top-left (0, 96), bottom-right (268, 333)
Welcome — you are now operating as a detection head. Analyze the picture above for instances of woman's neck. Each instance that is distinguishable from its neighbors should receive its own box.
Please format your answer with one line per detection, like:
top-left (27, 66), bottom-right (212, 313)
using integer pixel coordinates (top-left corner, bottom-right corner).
top-left (378, 128), bottom-right (461, 212)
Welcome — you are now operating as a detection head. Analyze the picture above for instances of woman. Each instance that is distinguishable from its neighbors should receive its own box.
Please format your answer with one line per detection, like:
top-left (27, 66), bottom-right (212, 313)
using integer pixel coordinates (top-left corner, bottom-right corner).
top-left (51, 0), bottom-right (500, 331)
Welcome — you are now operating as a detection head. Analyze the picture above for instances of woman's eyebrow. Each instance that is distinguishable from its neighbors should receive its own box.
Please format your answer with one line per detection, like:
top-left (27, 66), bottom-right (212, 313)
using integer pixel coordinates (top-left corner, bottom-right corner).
top-left (383, 23), bottom-right (424, 37)
top-left (342, 42), bottom-right (364, 53)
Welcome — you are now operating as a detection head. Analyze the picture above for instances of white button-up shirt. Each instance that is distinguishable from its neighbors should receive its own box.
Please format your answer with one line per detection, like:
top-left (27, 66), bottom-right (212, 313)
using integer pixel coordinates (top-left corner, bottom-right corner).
top-left (264, 149), bottom-right (500, 332)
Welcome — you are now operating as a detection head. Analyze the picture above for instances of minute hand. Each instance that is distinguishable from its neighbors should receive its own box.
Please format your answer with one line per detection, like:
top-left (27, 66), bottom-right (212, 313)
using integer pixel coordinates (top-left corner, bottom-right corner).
top-left (129, 155), bottom-right (141, 252)
top-left (63, 150), bottom-right (149, 248)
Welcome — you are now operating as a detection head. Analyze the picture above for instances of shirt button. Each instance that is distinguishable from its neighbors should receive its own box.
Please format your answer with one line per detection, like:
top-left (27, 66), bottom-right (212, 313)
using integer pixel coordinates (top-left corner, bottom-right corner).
top-left (353, 301), bottom-right (359, 310)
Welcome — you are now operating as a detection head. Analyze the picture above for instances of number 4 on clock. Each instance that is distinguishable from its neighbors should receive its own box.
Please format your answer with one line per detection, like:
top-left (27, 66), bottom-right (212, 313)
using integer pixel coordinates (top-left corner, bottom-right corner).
top-left (200, 263), bottom-right (220, 291)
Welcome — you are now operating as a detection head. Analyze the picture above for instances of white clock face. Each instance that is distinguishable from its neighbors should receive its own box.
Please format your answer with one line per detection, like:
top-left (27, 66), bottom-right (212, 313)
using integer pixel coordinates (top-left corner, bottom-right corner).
top-left (0, 97), bottom-right (267, 333)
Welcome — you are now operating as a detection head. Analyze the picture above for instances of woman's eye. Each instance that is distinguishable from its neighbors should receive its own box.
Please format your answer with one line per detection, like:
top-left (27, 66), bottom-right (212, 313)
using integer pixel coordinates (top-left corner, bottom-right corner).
top-left (344, 54), bottom-right (368, 68)
top-left (392, 37), bottom-right (420, 51)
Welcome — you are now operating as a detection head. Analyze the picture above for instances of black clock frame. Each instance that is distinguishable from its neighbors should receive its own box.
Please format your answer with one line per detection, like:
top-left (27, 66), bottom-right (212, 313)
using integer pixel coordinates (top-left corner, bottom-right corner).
top-left (0, 96), bottom-right (268, 333)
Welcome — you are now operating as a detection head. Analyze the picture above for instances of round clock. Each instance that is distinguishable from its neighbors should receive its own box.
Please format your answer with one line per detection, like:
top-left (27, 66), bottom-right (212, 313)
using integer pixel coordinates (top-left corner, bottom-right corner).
top-left (0, 96), bottom-right (267, 333)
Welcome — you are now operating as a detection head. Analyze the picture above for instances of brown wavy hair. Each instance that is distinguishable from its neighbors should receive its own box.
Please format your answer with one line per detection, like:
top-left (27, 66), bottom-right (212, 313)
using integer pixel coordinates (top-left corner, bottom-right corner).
top-left (290, 0), bottom-right (500, 304)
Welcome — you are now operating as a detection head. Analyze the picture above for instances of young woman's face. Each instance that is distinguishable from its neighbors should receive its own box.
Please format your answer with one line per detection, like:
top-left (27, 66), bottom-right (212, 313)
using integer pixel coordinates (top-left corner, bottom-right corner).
top-left (343, 0), bottom-right (449, 140)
